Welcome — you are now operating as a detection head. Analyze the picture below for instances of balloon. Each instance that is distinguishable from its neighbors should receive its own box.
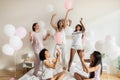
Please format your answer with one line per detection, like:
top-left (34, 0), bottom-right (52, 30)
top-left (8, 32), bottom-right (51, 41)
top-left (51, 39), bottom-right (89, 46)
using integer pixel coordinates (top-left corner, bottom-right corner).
top-left (42, 29), bottom-right (47, 37)
top-left (95, 40), bottom-right (104, 52)
top-left (4, 24), bottom-right (15, 37)
top-left (0, 64), bottom-right (6, 70)
top-left (9, 77), bottom-right (16, 80)
top-left (64, 0), bottom-right (73, 10)
top-left (47, 4), bottom-right (54, 12)
top-left (85, 31), bottom-right (95, 39)
top-left (105, 35), bottom-right (116, 45)
top-left (7, 67), bottom-right (15, 71)
top-left (108, 50), bottom-right (119, 60)
top-left (2, 44), bottom-right (15, 56)
top-left (9, 36), bottom-right (23, 50)
top-left (27, 53), bottom-right (33, 58)
top-left (64, 27), bottom-right (73, 35)
top-left (15, 27), bottom-right (27, 39)
top-left (38, 20), bottom-right (45, 29)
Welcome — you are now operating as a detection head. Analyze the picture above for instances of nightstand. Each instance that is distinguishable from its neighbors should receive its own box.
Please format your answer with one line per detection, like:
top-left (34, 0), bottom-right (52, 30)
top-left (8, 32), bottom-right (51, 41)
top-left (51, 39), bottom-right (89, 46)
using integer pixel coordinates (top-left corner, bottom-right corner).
top-left (23, 60), bottom-right (34, 74)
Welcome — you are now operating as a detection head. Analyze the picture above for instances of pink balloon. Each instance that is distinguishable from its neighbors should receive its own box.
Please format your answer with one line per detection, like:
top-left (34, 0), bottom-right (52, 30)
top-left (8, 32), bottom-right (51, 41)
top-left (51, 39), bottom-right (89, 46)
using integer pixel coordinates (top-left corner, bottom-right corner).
top-left (9, 77), bottom-right (16, 80)
top-left (105, 35), bottom-right (116, 44)
top-left (64, 0), bottom-right (73, 10)
top-left (15, 27), bottom-right (27, 39)
top-left (105, 35), bottom-right (112, 41)
top-left (54, 32), bottom-right (64, 44)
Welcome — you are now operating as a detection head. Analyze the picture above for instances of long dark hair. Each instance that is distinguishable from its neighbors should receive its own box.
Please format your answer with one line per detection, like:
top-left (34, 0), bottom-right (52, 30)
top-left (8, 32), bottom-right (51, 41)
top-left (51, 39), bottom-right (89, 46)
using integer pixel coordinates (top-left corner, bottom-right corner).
top-left (57, 19), bottom-right (64, 31)
top-left (32, 23), bottom-right (38, 32)
top-left (74, 24), bottom-right (82, 32)
top-left (89, 51), bottom-right (102, 78)
top-left (39, 48), bottom-right (48, 61)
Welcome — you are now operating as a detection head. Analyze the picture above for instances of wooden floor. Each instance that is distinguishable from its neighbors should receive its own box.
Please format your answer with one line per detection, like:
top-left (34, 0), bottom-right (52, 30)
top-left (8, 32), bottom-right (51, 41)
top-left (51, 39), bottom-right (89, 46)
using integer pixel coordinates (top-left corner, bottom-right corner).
top-left (0, 70), bottom-right (120, 80)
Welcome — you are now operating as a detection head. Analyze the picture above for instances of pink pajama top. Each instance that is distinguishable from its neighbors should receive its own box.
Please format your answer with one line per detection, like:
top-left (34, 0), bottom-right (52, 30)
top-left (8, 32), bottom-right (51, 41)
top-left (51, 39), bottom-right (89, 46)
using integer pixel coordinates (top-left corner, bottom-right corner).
top-left (31, 32), bottom-right (44, 54)
top-left (54, 29), bottom-right (66, 45)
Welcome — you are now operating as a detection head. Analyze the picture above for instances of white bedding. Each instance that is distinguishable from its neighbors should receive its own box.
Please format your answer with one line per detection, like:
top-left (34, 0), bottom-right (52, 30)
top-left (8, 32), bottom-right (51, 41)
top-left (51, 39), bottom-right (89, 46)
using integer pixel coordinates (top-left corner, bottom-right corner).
top-left (19, 62), bottom-right (88, 80)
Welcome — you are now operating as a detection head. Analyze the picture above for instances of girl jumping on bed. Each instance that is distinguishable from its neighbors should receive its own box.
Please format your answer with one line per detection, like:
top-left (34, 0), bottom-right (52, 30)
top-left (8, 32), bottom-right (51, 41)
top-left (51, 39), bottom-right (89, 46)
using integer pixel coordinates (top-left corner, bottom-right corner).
top-left (68, 18), bottom-right (85, 71)
top-left (39, 48), bottom-right (66, 80)
top-left (29, 23), bottom-right (50, 76)
top-left (50, 9), bottom-right (72, 69)
top-left (74, 51), bottom-right (102, 80)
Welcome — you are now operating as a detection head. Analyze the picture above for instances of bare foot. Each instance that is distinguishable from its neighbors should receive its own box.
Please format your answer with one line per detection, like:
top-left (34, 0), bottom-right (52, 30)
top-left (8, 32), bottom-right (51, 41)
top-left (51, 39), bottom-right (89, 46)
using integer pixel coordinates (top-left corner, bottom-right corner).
top-left (63, 67), bottom-right (66, 70)
top-left (67, 68), bottom-right (70, 72)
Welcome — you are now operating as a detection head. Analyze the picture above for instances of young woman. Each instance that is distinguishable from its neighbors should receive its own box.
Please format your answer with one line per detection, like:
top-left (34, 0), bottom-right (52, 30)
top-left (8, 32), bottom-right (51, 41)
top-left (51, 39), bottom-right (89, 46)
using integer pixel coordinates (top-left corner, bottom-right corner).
top-left (74, 51), bottom-right (102, 80)
top-left (68, 18), bottom-right (85, 71)
top-left (29, 23), bottom-right (50, 76)
top-left (39, 48), bottom-right (66, 80)
top-left (50, 9), bottom-right (72, 69)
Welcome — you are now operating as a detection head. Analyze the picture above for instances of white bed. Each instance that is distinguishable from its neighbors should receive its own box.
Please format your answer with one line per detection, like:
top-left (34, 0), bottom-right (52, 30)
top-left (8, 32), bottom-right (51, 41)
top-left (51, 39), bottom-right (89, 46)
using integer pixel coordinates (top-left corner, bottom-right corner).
top-left (19, 62), bottom-right (89, 80)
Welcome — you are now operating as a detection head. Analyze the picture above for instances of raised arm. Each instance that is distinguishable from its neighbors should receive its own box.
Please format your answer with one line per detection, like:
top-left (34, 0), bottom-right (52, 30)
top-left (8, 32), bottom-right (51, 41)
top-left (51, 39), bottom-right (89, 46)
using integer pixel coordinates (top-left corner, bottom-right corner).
top-left (81, 57), bottom-right (100, 73)
top-left (43, 31), bottom-right (50, 41)
top-left (50, 14), bottom-right (57, 31)
top-left (44, 49), bottom-right (60, 69)
top-left (84, 59), bottom-right (91, 63)
top-left (80, 18), bottom-right (85, 33)
top-left (68, 19), bottom-right (72, 26)
top-left (64, 9), bottom-right (73, 28)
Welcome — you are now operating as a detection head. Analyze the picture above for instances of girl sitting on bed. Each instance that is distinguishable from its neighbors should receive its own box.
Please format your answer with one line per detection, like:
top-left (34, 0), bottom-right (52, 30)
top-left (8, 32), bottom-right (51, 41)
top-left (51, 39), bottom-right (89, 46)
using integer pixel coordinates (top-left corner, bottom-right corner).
top-left (39, 48), bottom-right (66, 80)
top-left (74, 51), bottom-right (102, 80)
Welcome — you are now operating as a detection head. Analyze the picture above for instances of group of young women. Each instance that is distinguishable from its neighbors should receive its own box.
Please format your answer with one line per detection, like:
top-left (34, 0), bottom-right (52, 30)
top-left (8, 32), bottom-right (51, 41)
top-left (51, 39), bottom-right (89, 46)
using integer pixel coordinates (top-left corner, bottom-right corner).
top-left (29, 9), bottom-right (102, 80)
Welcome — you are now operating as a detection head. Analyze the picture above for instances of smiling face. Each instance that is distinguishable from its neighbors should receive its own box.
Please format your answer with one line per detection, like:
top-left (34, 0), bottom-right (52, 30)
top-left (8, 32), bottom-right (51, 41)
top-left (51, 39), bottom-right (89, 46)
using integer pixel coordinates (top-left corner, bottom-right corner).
top-left (34, 23), bottom-right (40, 31)
top-left (76, 26), bottom-right (81, 31)
top-left (57, 20), bottom-right (64, 30)
top-left (45, 51), bottom-right (50, 59)
top-left (74, 24), bottom-right (82, 32)
top-left (58, 21), bottom-right (63, 28)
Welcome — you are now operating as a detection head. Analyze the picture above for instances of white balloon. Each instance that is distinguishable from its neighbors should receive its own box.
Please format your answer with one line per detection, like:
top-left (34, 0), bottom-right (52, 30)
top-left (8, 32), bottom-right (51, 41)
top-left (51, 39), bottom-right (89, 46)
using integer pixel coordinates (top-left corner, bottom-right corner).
top-left (4, 24), bottom-right (15, 37)
top-left (48, 27), bottom-right (55, 36)
top-left (38, 20), bottom-right (45, 29)
top-left (2, 44), bottom-right (14, 56)
top-left (27, 53), bottom-right (33, 58)
top-left (64, 27), bottom-right (73, 35)
top-left (108, 50), bottom-right (119, 60)
top-left (42, 29), bottom-right (47, 37)
top-left (85, 31), bottom-right (95, 39)
top-left (47, 4), bottom-right (54, 12)
top-left (95, 40), bottom-right (104, 52)
top-left (9, 36), bottom-right (23, 50)
top-left (83, 39), bottom-right (95, 52)
top-left (7, 67), bottom-right (15, 71)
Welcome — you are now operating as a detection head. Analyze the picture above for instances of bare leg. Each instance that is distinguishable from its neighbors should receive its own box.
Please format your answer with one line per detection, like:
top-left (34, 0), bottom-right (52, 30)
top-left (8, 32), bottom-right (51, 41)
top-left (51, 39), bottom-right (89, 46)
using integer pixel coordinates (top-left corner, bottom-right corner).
top-left (61, 45), bottom-right (66, 70)
top-left (74, 72), bottom-right (87, 80)
top-left (52, 71), bottom-right (66, 80)
top-left (57, 71), bottom-right (66, 80)
top-left (33, 53), bottom-right (40, 76)
top-left (77, 50), bottom-right (84, 61)
top-left (68, 48), bottom-right (76, 71)
top-left (77, 50), bottom-right (85, 70)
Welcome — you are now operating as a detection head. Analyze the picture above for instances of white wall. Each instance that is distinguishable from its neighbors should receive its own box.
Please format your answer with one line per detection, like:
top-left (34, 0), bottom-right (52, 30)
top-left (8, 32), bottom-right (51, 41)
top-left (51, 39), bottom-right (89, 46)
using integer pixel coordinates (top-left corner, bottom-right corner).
top-left (0, 0), bottom-right (120, 74)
